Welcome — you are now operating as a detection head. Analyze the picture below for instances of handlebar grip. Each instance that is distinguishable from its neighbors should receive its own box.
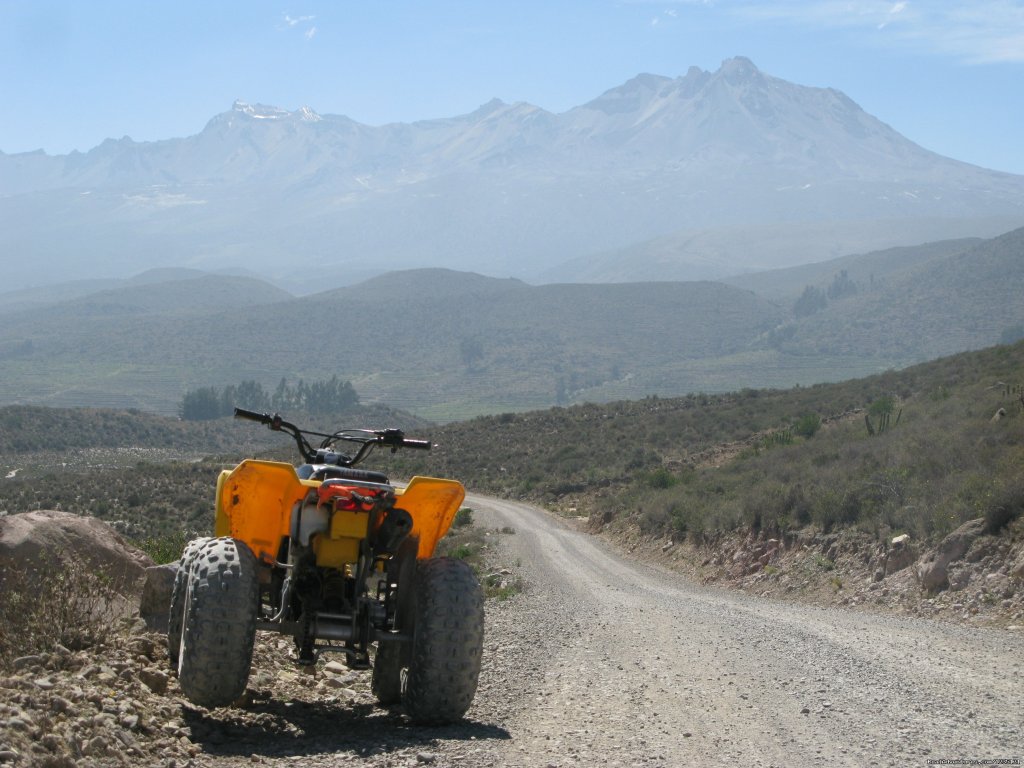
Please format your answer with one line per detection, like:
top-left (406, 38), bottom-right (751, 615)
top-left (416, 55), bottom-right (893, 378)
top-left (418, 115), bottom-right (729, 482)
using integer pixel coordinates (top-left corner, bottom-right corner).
top-left (234, 407), bottom-right (272, 424)
top-left (402, 438), bottom-right (432, 450)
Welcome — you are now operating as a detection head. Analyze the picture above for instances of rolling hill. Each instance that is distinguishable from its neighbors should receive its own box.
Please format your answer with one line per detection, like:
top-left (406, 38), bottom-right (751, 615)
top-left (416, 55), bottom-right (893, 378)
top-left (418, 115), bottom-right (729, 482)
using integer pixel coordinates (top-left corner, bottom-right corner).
top-left (0, 269), bottom-right (785, 418)
top-left (0, 224), bottom-right (1020, 419)
top-left (752, 226), bottom-right (1024, 363)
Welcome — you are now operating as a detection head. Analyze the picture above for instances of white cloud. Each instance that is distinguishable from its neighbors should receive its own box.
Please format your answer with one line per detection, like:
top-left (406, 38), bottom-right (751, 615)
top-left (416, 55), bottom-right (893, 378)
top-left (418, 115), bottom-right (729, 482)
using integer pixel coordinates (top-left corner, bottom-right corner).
top-left (878, 1), bottom-right (906, 29)
top-left (732, 1), bottom-right (1024, 64)
top-left (281, 12), bottom-right (317, 40)
top-left (283, 14), bottom-right (314, 27)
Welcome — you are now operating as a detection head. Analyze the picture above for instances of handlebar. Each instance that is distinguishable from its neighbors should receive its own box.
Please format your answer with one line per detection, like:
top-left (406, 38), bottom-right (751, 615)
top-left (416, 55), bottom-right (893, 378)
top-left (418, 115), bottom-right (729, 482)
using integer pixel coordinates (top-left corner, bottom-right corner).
top-left (233, 407), bottom-right (431, 465)
top-left (234, 407), bottom-right (274, 425)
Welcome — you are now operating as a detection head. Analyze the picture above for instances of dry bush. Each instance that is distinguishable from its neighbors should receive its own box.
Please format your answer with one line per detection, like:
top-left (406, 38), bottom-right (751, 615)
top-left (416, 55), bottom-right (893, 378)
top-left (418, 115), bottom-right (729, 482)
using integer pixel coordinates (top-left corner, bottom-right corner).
top-left (0, 554), bottom-right (124, 669)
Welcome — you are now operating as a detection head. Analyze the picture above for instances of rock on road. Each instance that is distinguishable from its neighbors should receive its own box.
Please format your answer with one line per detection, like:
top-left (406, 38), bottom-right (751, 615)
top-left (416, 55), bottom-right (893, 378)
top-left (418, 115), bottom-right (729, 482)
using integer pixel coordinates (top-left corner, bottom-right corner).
top-left (458, 495), bottom-right (1023, 768)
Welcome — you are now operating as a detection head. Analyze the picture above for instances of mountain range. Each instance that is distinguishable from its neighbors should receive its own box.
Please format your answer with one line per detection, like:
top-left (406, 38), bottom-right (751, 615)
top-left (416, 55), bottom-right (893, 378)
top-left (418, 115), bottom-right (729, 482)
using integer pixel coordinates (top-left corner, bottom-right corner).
top-left (3, 57), bottom-right (1023, 293)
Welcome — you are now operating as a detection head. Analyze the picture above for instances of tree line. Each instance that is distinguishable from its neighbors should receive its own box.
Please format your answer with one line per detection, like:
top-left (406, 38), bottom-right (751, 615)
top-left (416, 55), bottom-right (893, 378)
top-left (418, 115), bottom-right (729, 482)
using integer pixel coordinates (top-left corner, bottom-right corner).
top-left (179, 376), bottom-right (359, 420)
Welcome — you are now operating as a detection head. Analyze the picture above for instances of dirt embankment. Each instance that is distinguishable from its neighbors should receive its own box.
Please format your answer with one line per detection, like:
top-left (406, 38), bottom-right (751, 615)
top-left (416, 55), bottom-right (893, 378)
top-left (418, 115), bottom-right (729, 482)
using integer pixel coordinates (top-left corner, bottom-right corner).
top-left (603, 514), bottom-right (1024, 630)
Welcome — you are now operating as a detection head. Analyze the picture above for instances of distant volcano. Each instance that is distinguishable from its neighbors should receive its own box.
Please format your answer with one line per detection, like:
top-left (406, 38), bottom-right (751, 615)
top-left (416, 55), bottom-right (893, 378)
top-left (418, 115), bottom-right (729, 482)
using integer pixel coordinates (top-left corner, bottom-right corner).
top-left (2, 57), bottom-right (1022, 292)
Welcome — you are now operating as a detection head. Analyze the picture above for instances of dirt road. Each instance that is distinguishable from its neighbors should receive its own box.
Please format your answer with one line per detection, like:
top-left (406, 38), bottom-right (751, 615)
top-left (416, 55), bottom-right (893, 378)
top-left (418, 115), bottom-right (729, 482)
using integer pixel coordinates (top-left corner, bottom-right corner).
top-left (6, 497), bottom-right (1021, 767)
top-left (455, 495), bottom-right (1024, 768)
top-left (104, 495), bottom-right (1020, 767)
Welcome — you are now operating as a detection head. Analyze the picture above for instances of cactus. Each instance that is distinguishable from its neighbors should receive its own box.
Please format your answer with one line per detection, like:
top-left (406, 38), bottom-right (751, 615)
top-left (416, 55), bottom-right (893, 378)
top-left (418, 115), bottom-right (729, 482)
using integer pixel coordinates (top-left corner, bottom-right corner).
top-left (865, 404), bottom-right (901, 436)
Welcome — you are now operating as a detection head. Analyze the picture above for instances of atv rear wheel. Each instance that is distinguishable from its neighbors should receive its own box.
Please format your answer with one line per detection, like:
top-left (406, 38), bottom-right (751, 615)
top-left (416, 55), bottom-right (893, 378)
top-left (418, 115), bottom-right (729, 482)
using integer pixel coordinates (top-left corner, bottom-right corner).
top-left (177, 537), bottom-right (259, 708)
top-left (401, 557), bottom-right (484, 724)
top-left (167, 536), bottom-right (211, 670)
top-left (371, 543), bottom-right (417, 705)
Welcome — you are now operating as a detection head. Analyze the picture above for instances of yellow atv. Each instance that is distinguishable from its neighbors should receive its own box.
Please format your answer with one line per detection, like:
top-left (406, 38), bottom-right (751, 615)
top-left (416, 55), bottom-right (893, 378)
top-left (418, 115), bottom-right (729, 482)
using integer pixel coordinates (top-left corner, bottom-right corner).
top-left (167, 408), bottom-right (484, 724)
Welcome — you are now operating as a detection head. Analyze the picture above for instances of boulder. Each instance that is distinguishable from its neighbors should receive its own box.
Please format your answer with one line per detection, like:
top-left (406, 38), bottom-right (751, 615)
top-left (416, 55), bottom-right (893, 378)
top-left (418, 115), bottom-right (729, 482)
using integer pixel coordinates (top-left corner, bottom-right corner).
top-left (916, 518), bottom-right (985, 592)
top-left (0, 510), bottom-right (154, 595)
top-left (884, 533), bottom-right (917, 576)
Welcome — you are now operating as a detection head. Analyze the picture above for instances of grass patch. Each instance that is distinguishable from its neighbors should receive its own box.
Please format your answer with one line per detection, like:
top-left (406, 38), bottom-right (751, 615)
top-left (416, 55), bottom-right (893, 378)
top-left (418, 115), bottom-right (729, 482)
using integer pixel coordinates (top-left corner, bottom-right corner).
top-left (434, 511), bottom-right (524, 601)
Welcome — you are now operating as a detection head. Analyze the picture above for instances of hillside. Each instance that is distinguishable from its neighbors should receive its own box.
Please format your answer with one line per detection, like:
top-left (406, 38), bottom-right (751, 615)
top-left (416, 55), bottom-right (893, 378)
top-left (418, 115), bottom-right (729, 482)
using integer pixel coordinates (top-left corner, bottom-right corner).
top-left (1, 225), bottom-right (1022, 418)
top-left (541, 219), bottom-right (1015, 285)
top-left (765, 226), bottom-right (1024, 362)
top-left (1, 342), bottom-right (1020, 615)
top-left (0, 270), bottom-right (786, 418)
top-left (722, 236), bottom-right (980, 302)
top-left (391, 340), bottom-right (1024, 547)
top-left (3, 58), bottom-right (1023, 293)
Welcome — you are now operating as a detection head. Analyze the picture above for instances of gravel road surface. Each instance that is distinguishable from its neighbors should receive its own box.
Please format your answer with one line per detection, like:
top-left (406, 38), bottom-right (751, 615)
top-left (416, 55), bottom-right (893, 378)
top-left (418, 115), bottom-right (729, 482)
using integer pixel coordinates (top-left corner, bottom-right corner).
top-left (451, 495), bottom-right (1023, 768)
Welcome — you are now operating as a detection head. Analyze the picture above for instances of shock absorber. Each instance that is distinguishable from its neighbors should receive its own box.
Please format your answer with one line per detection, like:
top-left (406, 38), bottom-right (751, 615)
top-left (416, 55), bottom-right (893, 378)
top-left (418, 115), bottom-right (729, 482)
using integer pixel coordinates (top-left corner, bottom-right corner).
top-left (321, 568), bottom-right (347, 610)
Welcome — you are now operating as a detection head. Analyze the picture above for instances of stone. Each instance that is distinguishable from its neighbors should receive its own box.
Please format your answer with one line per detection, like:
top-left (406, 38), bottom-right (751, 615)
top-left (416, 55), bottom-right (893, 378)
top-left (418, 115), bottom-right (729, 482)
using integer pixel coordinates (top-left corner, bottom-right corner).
top-left (140, 564), bottom-right (177, 632)
top-left (885, 548), bottom-right (916, 576)
top-left (138, 669), bottom-right (169, 696)
top-left (1010, 553), bottom-right (1024, 582)
top-left (916, 518), bottom-right (985, 592)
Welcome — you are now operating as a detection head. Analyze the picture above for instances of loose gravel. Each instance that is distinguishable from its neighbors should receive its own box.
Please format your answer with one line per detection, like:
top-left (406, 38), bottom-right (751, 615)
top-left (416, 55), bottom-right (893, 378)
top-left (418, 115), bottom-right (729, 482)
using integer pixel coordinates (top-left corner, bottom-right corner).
top-left (1, 496), bottom-right (1021, 767)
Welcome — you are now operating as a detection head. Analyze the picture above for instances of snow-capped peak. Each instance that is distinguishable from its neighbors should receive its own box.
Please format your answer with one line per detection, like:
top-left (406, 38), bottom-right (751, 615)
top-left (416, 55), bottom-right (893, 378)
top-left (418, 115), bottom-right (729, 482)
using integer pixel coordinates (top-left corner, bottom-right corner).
top-left (232, 100), bottom-right (290, 119)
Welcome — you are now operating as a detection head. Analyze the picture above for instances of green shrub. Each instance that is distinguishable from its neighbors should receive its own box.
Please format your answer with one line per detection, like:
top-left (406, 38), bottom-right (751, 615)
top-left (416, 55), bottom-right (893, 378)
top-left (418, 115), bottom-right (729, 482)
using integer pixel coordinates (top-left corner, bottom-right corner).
top-left (984, 477), bottom-right (1024, 534)
top-left (643, 468), bottom-right (678, 489)
top-left (792, 413), bottom-right (821, 438)
top-left (133, 529), bottom-right (191, 564)
top-left (447, 543), bottom-right (476, 560)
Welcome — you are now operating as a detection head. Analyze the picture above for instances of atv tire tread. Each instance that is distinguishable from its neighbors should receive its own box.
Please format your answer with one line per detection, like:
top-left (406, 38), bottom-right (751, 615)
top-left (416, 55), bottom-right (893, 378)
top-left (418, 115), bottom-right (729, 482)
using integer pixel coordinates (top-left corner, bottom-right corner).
top-left (177, 537), bottom-right (259, 708)
top-left (167, 536), bottom-right (211, 669)
top-left (402, 557), bottom-right (484, 724)
top-left (371, 641), bottom-right (404, 704)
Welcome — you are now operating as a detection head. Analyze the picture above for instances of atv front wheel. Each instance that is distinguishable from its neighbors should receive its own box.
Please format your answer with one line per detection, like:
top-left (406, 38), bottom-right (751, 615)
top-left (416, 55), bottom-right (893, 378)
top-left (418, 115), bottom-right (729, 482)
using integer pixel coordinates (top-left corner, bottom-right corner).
top-left (371, 641), bottom-right (404, 704)
top-left (167, 536), bottom-right (211, 670)
top-left (401, 557), bottom-right (484, 724)
top-left (177, 537), bottom-right (259, 708)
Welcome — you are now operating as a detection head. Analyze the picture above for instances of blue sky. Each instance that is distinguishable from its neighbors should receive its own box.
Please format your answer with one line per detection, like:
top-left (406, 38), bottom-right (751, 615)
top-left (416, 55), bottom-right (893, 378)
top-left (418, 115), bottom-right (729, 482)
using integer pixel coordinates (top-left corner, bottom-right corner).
top-left (2, 0), bottom-right (1023, 173)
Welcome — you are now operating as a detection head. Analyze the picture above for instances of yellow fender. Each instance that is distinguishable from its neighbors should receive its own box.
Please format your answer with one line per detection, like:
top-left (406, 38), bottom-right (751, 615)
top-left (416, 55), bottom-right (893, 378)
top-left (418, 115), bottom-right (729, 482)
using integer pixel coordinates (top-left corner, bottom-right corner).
top-left (214, 460), bottom-right (466, 563)
top-left (214, 460), bottom-right (317, 563)
top-left (394, 476), bottom-right (466, 558)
